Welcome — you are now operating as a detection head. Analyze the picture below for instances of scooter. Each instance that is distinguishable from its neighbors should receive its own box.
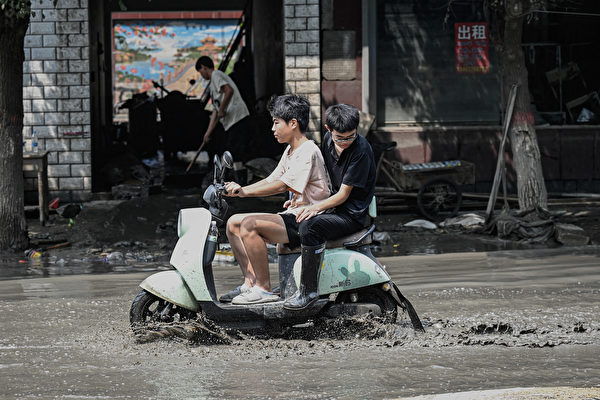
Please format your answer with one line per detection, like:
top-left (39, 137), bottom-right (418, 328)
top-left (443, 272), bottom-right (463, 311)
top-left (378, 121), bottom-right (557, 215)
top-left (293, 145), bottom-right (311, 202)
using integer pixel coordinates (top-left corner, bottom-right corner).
top-left (130, 152), bottom-right (424, 332)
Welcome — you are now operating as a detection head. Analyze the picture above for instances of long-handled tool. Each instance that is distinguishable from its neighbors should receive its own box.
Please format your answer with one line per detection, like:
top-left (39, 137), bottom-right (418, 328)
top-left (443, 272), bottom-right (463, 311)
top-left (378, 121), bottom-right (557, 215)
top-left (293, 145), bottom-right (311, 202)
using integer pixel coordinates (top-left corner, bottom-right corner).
top-left (485, 83), bottom-right (519, 223)
top-left (185, 142), bottom-right (207, 173)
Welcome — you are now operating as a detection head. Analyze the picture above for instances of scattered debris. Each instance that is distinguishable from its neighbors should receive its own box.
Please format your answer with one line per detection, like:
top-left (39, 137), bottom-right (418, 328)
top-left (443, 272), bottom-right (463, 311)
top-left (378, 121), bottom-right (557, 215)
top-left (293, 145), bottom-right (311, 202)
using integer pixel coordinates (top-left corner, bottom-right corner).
top-left (48, 197), bottom-right (60, 209)
top-left (111, 184), bottom-right (149, 200)
top-left (554, 223), bottom-right (590, 246)
top-left (58, 203), bottom-right (82, 219)
top-left (43, 241), bottom-right (70, 250)
top-left (483, 207), bottom-right (556, 243)
top-left (176, 150), bottom-right (209, 165)
top-left (439, 213), bottom-right (485, 228)
top-left (102, 251), bottom-right (124, 262)
top-left (372, 231), bottom-right (392, 244)
top-left (483, 207), bottom-right (591, 245)
top-left (404, 219), bottom-right (438, 229)
top-left (214, 249), bottom-right (236, 263)
top-left (24, 248), bottom-right (42, 258)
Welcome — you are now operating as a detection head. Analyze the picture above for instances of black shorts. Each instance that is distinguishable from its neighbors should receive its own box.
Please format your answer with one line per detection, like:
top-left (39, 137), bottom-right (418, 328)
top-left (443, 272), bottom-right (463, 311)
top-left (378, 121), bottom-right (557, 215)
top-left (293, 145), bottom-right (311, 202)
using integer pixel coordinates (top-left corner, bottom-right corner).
top-left (279, 213), bottom-right (301, 249)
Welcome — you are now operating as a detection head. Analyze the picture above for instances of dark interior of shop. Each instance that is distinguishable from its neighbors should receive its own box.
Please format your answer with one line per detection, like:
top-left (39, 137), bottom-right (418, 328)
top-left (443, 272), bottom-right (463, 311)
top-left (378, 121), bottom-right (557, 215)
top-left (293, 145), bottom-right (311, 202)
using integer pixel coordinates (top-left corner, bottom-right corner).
top-left (523, 1), bottom-right (600, 125)
top-left (88, 0), bottom-right (284, 193)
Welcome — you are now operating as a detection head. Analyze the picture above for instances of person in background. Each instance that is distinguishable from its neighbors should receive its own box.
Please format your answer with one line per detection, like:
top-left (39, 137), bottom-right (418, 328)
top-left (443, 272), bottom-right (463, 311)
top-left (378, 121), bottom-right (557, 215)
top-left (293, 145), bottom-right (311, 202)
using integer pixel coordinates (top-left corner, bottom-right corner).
top-left (196, 56), bottom-right (251, 181)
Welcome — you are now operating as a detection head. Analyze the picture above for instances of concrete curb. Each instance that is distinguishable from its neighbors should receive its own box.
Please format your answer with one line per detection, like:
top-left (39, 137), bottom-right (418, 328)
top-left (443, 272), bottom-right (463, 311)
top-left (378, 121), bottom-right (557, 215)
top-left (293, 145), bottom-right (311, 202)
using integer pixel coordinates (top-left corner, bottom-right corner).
top-left (394, 387), bottom-right (600, 400)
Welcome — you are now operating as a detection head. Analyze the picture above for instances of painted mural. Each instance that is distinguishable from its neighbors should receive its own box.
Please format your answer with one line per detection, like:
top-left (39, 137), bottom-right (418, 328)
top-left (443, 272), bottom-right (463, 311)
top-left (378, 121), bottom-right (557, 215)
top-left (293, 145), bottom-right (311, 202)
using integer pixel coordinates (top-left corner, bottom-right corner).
top-left (112, 18), bottom-right (239, 119)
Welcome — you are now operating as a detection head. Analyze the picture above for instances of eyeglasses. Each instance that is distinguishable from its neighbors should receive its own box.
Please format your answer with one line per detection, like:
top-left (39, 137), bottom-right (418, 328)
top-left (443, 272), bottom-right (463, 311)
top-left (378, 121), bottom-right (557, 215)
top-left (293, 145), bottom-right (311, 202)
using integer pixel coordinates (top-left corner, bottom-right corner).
top-left (331, 131), bottom-right (357, 143)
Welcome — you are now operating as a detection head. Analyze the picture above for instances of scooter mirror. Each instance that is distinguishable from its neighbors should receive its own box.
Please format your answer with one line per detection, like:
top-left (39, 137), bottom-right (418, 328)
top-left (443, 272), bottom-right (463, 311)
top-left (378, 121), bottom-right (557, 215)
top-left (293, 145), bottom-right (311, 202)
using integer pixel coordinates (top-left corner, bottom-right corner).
top-left (213, 155), bottom-right (222, 182)
top-left (219, 151), bottom-right (233, 182)
top-left (222, 151), bottom-right (233, 169)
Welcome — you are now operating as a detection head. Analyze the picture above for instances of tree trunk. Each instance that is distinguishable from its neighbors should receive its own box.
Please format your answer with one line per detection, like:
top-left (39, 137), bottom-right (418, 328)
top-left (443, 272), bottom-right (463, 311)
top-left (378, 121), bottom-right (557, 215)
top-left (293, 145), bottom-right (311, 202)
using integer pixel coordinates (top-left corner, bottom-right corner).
top-left (0, 4), bottom-right (30, 250)
top-left (499, 0), bottom-right (548, 211)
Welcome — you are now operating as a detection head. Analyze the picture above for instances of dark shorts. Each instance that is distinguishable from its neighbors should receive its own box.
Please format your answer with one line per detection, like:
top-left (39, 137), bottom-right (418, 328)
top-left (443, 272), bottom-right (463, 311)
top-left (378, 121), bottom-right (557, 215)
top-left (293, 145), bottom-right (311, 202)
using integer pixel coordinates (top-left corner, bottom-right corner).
top-left (279, 213), bottom-right (301, 249)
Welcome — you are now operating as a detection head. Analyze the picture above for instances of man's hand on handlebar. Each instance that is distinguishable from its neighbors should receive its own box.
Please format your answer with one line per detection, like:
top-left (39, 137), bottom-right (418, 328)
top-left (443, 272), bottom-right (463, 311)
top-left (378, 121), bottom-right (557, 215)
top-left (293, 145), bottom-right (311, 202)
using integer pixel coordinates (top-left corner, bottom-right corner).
top-left (224, 181), bottom-right (244, 197)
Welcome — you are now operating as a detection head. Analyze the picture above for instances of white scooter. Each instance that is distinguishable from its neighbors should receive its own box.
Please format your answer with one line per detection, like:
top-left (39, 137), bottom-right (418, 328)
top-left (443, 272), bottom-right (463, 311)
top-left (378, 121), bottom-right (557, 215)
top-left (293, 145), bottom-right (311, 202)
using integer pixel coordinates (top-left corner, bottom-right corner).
top-left (130, 152), bottom-right (424, 332)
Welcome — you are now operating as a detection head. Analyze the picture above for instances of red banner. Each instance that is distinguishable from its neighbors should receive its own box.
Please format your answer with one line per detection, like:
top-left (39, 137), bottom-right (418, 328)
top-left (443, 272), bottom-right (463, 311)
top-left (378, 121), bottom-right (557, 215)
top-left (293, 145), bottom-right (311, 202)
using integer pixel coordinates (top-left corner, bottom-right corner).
top-left (455, 22), bottom-right (490, 73)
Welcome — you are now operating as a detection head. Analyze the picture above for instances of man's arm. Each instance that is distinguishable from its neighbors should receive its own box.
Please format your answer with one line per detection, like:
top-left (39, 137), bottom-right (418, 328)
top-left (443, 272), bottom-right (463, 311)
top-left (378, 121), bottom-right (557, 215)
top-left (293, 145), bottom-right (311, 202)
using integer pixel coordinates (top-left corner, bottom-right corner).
top-left (295, 184), bottom-right (353, 222)
top-left (218, 84), bottom-right (234, 118)
top-left (224, 179), bottom-right (288, 198)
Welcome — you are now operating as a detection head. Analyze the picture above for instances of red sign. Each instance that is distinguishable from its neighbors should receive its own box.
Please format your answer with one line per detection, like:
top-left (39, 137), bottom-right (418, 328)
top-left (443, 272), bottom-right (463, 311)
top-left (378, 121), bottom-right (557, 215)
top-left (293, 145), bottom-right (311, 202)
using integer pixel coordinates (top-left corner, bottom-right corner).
top-left (455, 22), bottom-right (490, 73)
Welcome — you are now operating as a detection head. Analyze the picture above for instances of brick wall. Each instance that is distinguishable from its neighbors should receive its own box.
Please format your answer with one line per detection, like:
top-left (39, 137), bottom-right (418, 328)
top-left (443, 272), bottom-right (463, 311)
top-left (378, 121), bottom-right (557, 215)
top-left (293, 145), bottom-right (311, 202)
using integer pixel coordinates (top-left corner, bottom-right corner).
top-left (283, 0), bottom-right (321, 141)
top-left (23, 0), bottom-right (91, 202)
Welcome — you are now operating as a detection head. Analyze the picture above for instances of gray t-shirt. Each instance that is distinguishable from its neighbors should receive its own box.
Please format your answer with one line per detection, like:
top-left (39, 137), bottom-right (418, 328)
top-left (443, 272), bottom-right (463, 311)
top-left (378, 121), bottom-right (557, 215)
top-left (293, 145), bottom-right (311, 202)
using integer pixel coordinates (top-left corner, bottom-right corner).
top-left (208, 70), bottom-right (249, 131)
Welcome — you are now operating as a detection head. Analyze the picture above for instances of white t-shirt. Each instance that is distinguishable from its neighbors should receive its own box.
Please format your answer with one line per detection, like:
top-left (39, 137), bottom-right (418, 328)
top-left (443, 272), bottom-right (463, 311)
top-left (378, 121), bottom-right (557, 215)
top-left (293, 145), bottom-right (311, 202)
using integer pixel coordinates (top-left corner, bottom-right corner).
top-left (266, 140), bottom-right (331, 217)
top-left (208, 70), bottom-right (249, 131)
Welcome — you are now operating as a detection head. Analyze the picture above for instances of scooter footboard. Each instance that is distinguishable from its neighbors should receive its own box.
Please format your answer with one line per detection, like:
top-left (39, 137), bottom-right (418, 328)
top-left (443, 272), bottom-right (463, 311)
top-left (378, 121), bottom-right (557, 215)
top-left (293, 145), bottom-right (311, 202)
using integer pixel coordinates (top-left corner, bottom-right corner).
top-left (140, 270), bottom-right (200, 311)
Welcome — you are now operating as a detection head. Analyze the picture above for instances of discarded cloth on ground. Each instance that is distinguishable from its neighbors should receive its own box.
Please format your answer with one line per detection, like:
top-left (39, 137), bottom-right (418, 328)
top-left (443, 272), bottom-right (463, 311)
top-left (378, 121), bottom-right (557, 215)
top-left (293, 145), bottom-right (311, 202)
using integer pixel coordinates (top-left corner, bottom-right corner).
top-left (481, 206), bottom-right (589, 245)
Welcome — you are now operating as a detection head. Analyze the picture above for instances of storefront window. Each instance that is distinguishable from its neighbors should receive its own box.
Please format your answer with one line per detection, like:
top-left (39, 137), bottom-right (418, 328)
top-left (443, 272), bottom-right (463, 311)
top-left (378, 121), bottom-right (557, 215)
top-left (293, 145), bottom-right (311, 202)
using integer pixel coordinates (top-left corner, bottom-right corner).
top-left (523, 7), bottom-right (600, 125)
top-left (376, 0), bottom-right (499, 125)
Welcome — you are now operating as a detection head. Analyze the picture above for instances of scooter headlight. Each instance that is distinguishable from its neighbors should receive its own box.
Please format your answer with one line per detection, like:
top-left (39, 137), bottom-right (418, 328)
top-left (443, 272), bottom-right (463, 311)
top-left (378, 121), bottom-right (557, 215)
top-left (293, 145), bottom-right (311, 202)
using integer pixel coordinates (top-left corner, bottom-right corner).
top-left (203, 184), bottom-right (217, 205)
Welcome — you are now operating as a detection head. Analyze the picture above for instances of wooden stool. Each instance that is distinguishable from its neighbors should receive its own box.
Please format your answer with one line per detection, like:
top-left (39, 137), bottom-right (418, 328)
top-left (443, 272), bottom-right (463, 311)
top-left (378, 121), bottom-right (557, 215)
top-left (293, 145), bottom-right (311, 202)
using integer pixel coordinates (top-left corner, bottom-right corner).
top-left (23, 151), bottom-right (49, 226)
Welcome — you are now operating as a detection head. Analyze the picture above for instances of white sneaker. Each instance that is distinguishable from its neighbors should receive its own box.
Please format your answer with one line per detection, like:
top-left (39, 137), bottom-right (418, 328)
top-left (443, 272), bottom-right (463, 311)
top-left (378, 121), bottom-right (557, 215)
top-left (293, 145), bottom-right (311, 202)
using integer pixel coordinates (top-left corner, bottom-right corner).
top-left (219, 283), bottom-right (251, 303)
top-left (231, 286), bottom-right (280, 305)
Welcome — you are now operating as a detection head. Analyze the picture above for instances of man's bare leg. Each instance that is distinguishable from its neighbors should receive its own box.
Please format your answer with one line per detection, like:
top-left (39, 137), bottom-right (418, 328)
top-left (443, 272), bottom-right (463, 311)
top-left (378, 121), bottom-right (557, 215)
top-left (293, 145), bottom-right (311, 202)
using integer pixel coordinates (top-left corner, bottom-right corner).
top-left (239, 214), bottom-right (289, 292)
top-left (226, 213), bottom-right (267, 287)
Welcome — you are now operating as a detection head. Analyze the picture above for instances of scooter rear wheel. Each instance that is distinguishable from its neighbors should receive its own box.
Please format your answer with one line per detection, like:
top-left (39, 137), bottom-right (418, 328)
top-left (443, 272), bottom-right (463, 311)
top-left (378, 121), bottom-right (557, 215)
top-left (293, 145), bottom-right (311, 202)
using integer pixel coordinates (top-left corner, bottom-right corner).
top-left (335, 286), bottom-right (398, 323)
top-left (129, 290), bottom-right (196, 327)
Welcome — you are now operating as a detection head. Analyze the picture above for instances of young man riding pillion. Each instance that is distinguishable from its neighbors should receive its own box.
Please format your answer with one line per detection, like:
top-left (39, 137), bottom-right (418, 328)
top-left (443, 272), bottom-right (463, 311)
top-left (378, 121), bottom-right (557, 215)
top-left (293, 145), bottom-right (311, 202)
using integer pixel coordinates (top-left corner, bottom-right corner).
top-left (284, 104), bottom-right (377, 310)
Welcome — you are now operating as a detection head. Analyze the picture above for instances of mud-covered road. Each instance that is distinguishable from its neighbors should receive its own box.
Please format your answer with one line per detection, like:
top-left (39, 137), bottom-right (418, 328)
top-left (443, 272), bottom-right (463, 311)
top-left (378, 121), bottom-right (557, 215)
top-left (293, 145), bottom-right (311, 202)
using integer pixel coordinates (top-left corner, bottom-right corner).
top-left (1, 248), bottom-right (599, 399)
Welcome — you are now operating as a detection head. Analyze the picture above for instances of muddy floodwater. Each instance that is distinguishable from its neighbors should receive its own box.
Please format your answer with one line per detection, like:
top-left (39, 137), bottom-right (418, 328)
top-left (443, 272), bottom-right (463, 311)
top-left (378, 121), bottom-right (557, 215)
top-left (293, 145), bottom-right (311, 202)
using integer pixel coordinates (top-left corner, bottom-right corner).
top-left (1, 247), bottom-right (599, 399)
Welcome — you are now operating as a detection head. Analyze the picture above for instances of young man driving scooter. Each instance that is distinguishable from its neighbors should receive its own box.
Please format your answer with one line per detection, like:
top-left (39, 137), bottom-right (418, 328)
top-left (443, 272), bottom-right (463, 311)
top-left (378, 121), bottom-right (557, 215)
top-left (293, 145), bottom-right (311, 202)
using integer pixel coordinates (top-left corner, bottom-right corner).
top-left (222, 94), bottom-right (331, 305)
top-left (283, 103), bottom-right (377, 310)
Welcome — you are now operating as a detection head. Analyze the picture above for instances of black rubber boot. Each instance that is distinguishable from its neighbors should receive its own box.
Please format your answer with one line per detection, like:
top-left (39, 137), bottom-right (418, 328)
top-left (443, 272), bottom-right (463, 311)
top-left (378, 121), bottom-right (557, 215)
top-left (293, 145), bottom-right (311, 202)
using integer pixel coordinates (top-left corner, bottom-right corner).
top-left (283, 243), bottom-right (325, 310)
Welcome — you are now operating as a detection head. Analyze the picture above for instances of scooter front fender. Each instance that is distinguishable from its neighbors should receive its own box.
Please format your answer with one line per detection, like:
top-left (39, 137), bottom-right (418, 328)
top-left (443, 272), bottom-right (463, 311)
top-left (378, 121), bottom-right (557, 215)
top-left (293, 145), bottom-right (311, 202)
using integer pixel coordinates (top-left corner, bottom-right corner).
top-left (170, 207), bottom-right (213, 301)
top-left (140, 270), bottom-right (200, 311)
top-left (293, 248), bottom-right (391, 296)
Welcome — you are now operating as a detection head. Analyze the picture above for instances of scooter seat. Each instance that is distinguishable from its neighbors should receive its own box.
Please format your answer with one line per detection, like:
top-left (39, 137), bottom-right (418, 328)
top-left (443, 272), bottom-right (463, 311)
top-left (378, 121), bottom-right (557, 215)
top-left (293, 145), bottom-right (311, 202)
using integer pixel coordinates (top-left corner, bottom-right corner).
top-left (276, 225), bottom-right (375, 255)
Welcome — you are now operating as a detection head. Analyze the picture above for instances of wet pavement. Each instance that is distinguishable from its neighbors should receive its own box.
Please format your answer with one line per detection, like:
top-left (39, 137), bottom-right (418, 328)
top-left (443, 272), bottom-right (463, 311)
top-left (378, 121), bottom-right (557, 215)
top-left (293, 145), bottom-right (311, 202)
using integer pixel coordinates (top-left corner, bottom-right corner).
top-left (1, 248), bottom-right (599, 399)
top-left (2, 188), bottom-right (600, 398)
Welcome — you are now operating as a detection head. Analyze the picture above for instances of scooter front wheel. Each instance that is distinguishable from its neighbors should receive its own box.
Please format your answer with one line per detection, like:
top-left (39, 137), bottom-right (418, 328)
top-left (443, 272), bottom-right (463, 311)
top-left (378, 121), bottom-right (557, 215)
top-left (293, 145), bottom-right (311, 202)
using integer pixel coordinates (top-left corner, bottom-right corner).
top-left (129, 290), bottom-right (197, 327)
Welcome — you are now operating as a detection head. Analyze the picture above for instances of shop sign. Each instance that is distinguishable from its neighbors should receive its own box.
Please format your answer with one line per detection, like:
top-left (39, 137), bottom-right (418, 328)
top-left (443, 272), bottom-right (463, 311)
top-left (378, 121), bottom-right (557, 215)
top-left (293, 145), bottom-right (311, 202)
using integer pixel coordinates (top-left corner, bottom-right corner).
top-left (455, 22), bottom-right (490, 73)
